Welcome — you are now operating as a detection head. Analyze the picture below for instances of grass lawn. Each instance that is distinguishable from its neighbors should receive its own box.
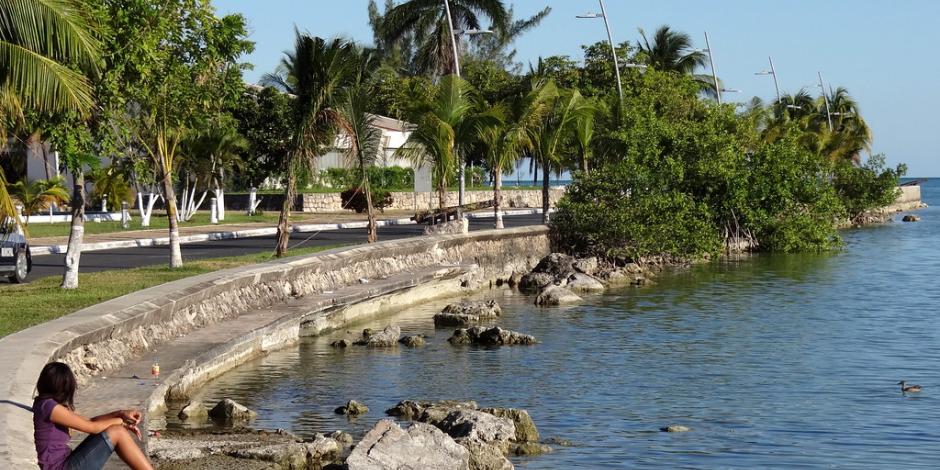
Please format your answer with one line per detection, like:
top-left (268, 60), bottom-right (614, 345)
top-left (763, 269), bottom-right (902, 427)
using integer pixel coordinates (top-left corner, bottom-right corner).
top-left (23, 212), bottom-right (289, 239)
top-left (0, 244), bottom-right (346, 338)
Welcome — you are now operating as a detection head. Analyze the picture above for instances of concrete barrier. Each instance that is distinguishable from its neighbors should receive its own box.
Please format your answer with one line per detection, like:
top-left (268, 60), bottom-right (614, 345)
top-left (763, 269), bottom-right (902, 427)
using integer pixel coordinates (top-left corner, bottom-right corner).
top-left (0, 226), bottom-right (551, 468)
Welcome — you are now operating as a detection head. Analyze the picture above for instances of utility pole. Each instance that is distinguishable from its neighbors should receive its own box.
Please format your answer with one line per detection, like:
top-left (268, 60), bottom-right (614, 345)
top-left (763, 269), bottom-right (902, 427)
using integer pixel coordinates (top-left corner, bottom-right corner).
top-left (818, 71), bottom-right (833, 132)
top-left (704, 31), bottom-right (721, 105)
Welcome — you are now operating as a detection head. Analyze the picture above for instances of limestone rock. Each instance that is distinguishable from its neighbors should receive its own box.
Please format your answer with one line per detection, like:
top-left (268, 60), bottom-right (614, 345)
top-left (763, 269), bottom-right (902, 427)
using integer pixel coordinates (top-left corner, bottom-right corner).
top-left (399, 334), bottom-right (427, 347)
top-left (902, 214), bottom-right (921, 222)
top-left (660, 425), bottom-right (691, 433)
top-left (517, 272), bottom-right (555, 293)
top-left (535, 286), bottom-right (582, 306)
top-left (480, 408), bottom-right (539, 442)
top-left (208, 399), bottom-right (257, 424)
top-left (507, 272), bottom-right (524, 288)
top-left (334, 400), bottom-right (369, 416)
top-left (448, 326), bottom-right (537, 346)
top-left (386, 400), bottom-right (480, 427)
top-left (532, 253), bottom-right (576, 278)
top-left (177, 402), bottom-right (208, 422)
top-left (330, 430), bottom-right (354, 446)
top-left (434, 300), bottom-right (502, 326)
top-left (330, 339), bottom-right (350, 348)
top-left (354, 325), bottom-right (401, 347)
top-left (458, 438), bottom-right (514, 470)
top-left (565, 273), bottom-right (606, 293)
top-left (437, 409), bottom-right (516, 448)
top-left (572, 257), bottom-right (599, 275)
top-left (346, 420), bottom-right (470, 470)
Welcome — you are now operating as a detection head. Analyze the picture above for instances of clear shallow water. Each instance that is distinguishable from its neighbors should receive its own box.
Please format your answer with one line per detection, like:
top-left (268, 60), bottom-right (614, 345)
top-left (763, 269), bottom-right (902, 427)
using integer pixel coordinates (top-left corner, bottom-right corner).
top-left (174, 181), bottom-right (940, 468)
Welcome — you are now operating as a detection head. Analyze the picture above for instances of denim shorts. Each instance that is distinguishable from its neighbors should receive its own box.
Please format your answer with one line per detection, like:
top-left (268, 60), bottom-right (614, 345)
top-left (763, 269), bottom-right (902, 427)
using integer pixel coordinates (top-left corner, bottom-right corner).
top-left (66, 432), bottom-right (114, 470)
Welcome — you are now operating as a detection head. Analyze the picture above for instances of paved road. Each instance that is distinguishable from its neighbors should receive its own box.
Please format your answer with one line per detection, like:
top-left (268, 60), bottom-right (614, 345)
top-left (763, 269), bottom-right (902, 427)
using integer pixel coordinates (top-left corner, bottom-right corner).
top-left (7, 214), bottom-right (544, 284)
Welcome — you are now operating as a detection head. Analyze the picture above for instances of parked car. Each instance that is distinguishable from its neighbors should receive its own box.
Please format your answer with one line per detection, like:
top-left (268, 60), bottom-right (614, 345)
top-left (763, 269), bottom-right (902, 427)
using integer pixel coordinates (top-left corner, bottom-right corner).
top-left (0, 220), bottom-right (31, 283)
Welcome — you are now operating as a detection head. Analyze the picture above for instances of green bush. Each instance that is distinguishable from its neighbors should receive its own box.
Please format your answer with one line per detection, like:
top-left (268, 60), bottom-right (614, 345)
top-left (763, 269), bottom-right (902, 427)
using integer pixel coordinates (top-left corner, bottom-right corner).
top-left (318, 167), bottom-right (414, 191)
top-left (833, 155), bottom-right (905, 222)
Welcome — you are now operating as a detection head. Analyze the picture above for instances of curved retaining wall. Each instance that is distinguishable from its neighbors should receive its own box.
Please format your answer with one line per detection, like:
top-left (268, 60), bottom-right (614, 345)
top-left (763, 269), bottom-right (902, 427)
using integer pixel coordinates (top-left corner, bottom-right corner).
top-left (0, 226), bottom-right (550, 468)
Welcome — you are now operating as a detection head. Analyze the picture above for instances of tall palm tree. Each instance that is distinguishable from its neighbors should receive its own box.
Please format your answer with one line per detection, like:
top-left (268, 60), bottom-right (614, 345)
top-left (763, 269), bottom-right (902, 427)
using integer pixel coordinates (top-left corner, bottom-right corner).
top-left (263, 32), bottom-right (358, 257)
top-left (337, 48), bottom-right (383, 242)
top-left (398, 74), bottom-right (477, 210)
top-left (7, 176), bottom-right (69, 225)
top-left (533, 87), bottom-right (590, 224)
top-left (0, 0), bottom-right (100, 225)
top-left (478, 79), bottom-right (556, 228)
top-left (185, 124), bottom-right (248, 221)
top-left (381, 0), bottom-right (509, 77)
top-left (637, 25), bottom-right (716, 97)
top-left (572, 97), bottom-right (599, 174)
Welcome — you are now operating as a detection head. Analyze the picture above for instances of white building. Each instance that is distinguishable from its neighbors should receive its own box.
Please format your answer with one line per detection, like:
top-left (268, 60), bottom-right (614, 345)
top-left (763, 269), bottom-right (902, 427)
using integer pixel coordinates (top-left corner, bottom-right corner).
top-left (316, 113), bottom-right (415, 171)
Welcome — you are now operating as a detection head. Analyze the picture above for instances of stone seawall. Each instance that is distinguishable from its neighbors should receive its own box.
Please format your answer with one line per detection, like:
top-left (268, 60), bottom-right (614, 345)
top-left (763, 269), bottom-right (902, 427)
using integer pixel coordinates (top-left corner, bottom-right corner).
top-left (0, 226), bottom-right (550, 468)
top-left (883, 185), bottom-right (923, 212)
top-left (302, 188), bottom-right (566, 212)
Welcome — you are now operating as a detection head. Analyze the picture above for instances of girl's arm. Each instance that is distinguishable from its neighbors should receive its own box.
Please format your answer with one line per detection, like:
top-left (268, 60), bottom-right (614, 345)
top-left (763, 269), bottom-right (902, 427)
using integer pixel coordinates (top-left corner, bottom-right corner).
top-left (49, 404), bottom-right (124, 435)
top-left (91, 409), bottom-right (142, 425)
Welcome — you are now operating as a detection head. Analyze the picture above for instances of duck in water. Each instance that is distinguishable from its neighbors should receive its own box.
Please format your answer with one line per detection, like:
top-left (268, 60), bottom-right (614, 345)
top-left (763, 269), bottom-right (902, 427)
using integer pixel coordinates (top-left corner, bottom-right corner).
top-left (898, 381), bottom-right (922, 393)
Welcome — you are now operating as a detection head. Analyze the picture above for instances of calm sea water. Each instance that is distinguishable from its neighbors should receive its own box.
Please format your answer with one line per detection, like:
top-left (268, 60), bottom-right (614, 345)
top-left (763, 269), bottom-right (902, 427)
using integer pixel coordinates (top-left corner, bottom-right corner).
top-left (176, 180), bottom-right (940, 468)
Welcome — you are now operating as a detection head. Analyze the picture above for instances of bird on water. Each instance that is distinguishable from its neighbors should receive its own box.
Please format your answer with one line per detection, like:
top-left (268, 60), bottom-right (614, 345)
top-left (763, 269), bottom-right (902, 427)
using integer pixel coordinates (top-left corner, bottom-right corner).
top-left (898, 381), bottom-right (922, 393)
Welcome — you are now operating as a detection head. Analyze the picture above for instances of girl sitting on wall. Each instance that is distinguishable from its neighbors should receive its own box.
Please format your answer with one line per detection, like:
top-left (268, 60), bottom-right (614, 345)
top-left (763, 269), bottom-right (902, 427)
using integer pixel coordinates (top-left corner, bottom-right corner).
top-left (33, 362), bottom-right (153, 470)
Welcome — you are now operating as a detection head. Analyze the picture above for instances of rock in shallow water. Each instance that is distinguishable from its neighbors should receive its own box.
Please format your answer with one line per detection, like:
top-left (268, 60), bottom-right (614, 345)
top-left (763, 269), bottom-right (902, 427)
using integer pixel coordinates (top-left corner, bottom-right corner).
top-left (354, 325), bottom-right (400, 347)
top-left (517, 272), bottom-right (555, 293)
top-left (207, 399), bottom-right (256, 424)
top-left (480, 408), bottom-right (540, 442)
top-left (902, 214), bottom-right (921, 222)
top-left (448, 326), bottom-right (537, 346)
top-left (178, 402), bottom-right (208, 422)
top-left (535, 286), bottom-right (582, 306)
top-left (334, 400), bottom-right (369, 416)
top-left (434, 300), bottom-right (502, 326)
top-left (399, 334), bottom-right (427, 347)
top-left (346, 420), bottom-right (470, 470)
top-left (330, 339), bottom-right (350, 348)
top-left (565, 273), bottom-right (606, 293)
top-left (660, 425), bottom-right (691, 433)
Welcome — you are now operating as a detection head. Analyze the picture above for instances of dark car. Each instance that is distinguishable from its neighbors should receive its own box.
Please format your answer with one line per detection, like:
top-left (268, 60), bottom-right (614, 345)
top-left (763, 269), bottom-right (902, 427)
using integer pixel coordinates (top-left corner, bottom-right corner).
top-left (0, 220), bottom-right (31, 283)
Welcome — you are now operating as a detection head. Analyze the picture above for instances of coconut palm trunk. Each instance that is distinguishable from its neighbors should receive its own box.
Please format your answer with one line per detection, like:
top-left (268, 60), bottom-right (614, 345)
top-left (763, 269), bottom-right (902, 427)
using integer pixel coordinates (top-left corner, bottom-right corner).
top-left (160, 171), bottom-right (183, 268)
top-left (275, 171), bottom-right (296, 257)
top-left (541, 159), bottom-right (550, 224)
top-left (60, 170), bottom-right (86, 289)
top-left (493, 169), bottom-right (503, 229)
top-left (365, 185), bottom-right (377, 243)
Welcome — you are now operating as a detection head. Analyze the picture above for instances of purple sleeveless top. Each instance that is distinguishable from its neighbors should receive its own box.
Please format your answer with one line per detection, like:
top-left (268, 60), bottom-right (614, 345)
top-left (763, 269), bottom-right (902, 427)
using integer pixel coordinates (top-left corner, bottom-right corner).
top-left (33, 398), bottom-right (71, 470)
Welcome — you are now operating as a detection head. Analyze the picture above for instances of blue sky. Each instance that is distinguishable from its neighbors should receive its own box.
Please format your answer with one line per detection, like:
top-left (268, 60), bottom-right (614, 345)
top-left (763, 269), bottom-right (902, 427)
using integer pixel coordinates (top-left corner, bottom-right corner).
top-left (213, 0), bottom-right (940, 177)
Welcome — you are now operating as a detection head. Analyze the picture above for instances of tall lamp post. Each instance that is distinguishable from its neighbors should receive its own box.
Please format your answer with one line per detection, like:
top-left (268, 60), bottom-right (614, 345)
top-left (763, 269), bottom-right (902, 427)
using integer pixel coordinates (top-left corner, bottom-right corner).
top-left (577, 1), bottom-right (623, 102)
top-left (443, 0), bottom-right (491, 209)
top-left (817, 71), bottom-right (833, 132)
top-left (703, 31), bottom-right (722, 105)
top-left (755, 56), bottom-right (781, 104)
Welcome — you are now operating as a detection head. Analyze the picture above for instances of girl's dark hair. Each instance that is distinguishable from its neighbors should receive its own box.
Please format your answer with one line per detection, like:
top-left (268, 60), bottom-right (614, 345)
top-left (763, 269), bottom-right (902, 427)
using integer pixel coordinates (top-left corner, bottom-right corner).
top-left (35, 362), bottom-right (76, 410)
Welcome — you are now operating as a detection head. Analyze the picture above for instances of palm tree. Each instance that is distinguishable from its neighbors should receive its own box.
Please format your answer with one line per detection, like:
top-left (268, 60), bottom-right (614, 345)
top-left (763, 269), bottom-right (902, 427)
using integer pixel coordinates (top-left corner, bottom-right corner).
top-left (381, 0), bottom-right (509, 77)
top-left (532, 87), bottom-right (590, 224)
top-left (398, 74), bottom-right (477, 210)
top-left (0, 0), bottom-right (100, 226)
top-left (637, 25), bottom-right (716, 97)
top-left (263, 32), bottom-right (358, 257)
top-left (478, 80), bottom-right (556, 228)
top-left (7, 176), bottom-right (70, 225)
top-left (184, 124), bottom-right (248, 221)
top-left (572, 97), bottom-right (599, 174)
top-left (337, 49), bottom-right (383, 242)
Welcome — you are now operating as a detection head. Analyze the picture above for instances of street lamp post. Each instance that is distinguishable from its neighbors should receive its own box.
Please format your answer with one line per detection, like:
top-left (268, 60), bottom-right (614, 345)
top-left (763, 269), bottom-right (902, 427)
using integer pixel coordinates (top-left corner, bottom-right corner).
top-left (818, 71), bottom-right (833, 132)
top-left (443, 0), bottom-right (491, 210)
top-left (577, 1), bottom-right (623, 102)
top-left (755, 56), bottom-right (781, 104)
top-left (703, 31), bottom-right (721, 105)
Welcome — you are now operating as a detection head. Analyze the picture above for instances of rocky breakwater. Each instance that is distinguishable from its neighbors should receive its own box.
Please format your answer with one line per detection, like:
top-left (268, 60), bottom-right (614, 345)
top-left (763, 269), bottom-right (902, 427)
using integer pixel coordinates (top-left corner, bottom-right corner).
top-left (377, 400), bottom-right (552, 470)
top-left (515, 253), bottom-right (657, 306)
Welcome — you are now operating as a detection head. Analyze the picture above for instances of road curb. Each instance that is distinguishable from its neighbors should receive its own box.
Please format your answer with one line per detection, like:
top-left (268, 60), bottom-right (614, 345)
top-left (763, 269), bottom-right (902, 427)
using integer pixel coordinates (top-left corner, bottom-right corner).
top-left (30, 209), bottom-right (549, 256)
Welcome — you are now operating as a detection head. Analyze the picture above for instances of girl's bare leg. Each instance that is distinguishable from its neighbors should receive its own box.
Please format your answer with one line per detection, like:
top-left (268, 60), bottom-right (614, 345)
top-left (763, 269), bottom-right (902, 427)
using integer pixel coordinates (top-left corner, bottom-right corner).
top-left (105, 425), bottom-right (154, 470)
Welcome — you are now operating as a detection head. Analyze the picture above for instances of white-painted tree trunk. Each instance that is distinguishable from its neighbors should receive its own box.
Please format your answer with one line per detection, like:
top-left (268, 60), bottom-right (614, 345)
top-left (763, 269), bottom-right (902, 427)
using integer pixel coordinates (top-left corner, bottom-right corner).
top-left (140, 193), bottom-right (160, 227)
top-left (161, 173), bottom-right (183, 268)
top-left (60, 171), bottom-right (86, 289)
